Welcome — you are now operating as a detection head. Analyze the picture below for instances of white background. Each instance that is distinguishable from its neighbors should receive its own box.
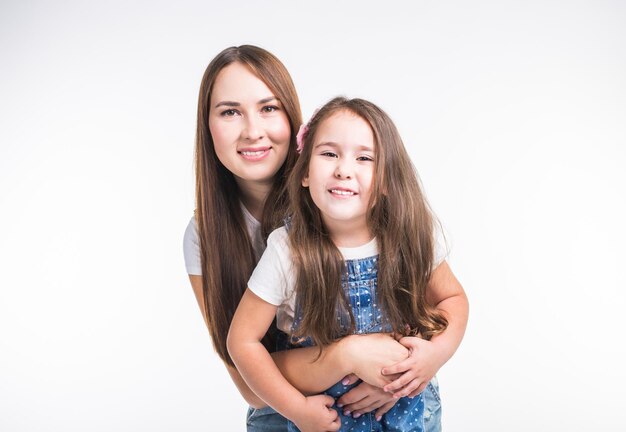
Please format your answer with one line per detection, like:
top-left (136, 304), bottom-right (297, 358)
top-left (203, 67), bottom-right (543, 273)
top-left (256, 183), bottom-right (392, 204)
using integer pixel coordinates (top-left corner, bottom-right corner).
top-left (1, 1), bottom-right (625, 431)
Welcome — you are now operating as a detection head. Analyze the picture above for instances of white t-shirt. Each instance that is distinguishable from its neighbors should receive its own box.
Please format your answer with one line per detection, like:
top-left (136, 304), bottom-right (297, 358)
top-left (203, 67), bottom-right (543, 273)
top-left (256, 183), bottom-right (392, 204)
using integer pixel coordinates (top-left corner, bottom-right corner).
top-left (248, 226), bottom-right (448, 334)
top-left (183, 203), bottom-right (266, 276)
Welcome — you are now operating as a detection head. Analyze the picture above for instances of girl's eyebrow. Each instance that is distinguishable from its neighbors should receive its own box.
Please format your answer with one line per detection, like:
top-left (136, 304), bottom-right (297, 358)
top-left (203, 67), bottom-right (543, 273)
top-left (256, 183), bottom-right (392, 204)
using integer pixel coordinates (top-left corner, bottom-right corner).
top-left (214, 96), bottom-right (277, 109)
top-left (315, 141), bottom-right (374, 152)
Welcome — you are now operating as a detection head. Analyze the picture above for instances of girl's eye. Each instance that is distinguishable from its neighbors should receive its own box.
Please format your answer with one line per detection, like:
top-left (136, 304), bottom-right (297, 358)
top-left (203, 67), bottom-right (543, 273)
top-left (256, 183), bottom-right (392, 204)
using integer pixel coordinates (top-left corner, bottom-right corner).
top-left (321, 151), bottom-right (338, 158)
top-left (262, 105), bottom-right (279, 113)
top-left (357, 155), bottom-right (374, 162)
top-left (220, 109), bottom-right (239, 117)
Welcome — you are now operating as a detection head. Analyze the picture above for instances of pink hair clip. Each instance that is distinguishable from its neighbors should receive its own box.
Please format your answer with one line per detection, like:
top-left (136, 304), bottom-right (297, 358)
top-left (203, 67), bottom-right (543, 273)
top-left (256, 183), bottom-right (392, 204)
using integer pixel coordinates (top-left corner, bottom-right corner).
top-left (295, 109), bottom-right (319, 154)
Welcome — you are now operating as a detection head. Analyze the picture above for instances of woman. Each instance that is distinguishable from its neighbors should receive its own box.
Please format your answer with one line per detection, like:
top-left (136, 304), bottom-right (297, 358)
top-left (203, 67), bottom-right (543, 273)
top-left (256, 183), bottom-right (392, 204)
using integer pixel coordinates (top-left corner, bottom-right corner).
top-left (184, 45), bottom-right (468, 430)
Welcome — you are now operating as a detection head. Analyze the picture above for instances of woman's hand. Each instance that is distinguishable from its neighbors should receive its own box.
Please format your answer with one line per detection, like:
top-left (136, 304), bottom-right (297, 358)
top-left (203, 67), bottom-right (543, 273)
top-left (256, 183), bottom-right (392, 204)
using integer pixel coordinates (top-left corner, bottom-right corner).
top-left (381, 336), bottom-right (445, 398)
top-left (336, 381), bottom-right (399, 422)
top-left (292, 394), bottom-right (341, 432)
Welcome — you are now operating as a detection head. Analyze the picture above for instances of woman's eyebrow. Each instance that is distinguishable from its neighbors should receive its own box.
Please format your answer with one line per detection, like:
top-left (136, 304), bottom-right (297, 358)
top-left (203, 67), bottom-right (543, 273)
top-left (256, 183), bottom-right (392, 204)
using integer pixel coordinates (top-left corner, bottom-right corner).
top-left (258, 96), bottom-right (277, 104)
top-left (214, 101), bottom-right (240, 108)
top-left (214, 97), bottom-right (277, 109)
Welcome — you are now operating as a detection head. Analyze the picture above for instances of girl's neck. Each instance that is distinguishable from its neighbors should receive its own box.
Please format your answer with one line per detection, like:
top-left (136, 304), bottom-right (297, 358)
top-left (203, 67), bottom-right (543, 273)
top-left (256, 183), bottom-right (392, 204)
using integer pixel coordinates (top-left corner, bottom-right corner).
top-left (327, 221), bottom-right (373, 248)
top-left (235, 178), bottom-right (273, 221)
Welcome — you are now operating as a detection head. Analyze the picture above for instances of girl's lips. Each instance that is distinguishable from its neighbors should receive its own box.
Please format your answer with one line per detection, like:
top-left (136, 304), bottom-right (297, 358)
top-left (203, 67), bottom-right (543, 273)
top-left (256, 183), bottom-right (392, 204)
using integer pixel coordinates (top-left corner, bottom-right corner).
top-left (328, 188), bottom-right (357, 196)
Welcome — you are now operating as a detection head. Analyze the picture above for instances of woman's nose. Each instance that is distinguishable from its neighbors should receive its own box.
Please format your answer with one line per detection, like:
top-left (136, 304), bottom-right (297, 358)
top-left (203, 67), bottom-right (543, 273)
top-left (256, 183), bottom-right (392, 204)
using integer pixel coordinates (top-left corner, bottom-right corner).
top-left (242, 116), bottom-right (263, 141)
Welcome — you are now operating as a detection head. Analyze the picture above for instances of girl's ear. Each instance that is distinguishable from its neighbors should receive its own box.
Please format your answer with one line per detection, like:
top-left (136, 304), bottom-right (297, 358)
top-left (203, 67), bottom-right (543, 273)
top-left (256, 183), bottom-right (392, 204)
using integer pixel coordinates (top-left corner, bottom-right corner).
top-left (302, 174), bottom-right (309, 187)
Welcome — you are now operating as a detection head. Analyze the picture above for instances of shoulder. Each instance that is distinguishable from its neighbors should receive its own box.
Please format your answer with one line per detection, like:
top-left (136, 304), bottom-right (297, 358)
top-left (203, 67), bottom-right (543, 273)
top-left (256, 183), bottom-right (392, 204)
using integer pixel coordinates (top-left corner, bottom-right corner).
top-left (433, 220), bottom-right (450, 267)
top-left (183, 215), bottom-right (202, 275)
top-left (259, 226), bottom-right (292, 268)
top-left (266, 226), bottom-right (289, 249)
top-left (183, 215), bottom-right (198, 246)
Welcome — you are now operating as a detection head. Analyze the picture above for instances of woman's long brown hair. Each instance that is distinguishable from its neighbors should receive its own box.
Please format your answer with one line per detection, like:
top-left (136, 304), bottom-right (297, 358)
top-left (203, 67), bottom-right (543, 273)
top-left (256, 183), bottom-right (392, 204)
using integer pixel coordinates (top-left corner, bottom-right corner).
top-left (288, 97), bottom-right (447, 349)
top-left (195, 46), bottom-right (301, 365)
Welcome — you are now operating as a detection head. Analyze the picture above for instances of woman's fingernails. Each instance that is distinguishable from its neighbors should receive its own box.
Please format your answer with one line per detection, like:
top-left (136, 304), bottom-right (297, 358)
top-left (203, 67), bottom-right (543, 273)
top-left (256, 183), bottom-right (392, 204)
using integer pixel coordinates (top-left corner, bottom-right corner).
top-left (344, 410), bottom-right (351, 416)
top-left (336, 403), bottom-right (343, 408)
top-left (342, 378), bottom-right (350, 385)
top-left (376, 415), bottom-right (382, 421)
top-left (353, 413), bottom-right (361, 418)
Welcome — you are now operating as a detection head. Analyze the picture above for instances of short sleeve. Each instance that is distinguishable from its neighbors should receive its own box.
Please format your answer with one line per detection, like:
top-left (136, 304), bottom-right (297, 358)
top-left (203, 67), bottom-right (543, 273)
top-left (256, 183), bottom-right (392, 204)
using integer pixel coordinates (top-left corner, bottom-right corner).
top-left (248, 227), bottom-right (294, 306)
top-left (183, 216), bottom-right (202, 275)
top-left (433, 221), bottom-right (450, 268)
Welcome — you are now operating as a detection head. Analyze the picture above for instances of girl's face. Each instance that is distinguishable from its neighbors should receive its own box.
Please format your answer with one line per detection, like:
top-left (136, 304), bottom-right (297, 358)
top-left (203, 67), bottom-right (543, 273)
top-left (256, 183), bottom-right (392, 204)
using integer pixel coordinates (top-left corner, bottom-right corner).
top-left (209, 62), bottom-right (291, 189)
top-left (302, 110), bottom-right (375, 243)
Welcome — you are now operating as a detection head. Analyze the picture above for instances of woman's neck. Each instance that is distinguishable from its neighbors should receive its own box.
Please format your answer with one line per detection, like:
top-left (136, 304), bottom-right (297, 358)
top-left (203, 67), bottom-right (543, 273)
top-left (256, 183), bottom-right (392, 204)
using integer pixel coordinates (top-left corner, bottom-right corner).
top-left (235, 178), bottom-right (273, 221)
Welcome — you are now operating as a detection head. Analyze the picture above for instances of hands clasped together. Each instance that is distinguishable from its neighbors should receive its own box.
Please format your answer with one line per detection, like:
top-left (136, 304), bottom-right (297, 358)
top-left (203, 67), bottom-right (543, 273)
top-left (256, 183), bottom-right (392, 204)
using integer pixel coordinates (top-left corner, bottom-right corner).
top-left (294, 333), bottom-right (445, 432)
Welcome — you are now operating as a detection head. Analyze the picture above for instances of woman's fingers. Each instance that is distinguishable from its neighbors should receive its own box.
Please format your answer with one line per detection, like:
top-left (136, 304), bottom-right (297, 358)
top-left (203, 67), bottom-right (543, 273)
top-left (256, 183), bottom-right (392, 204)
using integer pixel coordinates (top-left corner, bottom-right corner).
top-left (341, 373), bottom-right (359, 386)
top-left (374, 400), bottom-right (397, 421)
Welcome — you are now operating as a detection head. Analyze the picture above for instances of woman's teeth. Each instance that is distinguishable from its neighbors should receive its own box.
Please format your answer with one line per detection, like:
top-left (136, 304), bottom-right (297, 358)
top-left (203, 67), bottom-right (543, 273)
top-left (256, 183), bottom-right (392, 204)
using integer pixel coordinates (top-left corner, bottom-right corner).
top-left (241, 150), bottom-right (266, 156)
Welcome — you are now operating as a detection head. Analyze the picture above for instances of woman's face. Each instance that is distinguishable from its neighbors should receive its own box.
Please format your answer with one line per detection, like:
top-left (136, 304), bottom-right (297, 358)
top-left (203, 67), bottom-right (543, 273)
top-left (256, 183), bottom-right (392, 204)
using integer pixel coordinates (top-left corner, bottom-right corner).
top-left (209, 62), bottom-right (291, 189)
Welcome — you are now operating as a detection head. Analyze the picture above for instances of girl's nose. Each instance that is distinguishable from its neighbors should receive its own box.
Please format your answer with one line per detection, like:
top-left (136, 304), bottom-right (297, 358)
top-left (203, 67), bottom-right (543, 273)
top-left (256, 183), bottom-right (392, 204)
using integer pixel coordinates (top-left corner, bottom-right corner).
top-left (334, 162), bottom-right (352, 179)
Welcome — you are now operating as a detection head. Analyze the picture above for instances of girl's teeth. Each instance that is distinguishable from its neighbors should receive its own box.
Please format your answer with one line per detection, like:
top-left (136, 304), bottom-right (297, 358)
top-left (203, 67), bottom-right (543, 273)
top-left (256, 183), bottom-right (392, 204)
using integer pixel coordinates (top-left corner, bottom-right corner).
top-left (331, 189), bottom-right (355, 196)
top-left (241, 150), bottom-right (265, 156)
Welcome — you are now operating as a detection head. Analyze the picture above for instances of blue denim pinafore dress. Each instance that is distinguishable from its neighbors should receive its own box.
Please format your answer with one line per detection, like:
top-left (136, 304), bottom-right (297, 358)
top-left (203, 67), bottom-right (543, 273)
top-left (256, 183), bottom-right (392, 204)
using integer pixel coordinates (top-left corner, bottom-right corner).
top-left (286, 255), bottom-right (442, 432)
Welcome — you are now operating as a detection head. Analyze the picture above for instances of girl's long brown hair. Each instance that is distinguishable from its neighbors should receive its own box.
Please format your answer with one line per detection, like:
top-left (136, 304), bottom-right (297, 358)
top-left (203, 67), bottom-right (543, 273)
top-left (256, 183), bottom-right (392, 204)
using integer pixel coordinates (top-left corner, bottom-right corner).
top-left (195, 46), bottom-right (301, 365)
top-left (288, 97), bottom-right (447, 348)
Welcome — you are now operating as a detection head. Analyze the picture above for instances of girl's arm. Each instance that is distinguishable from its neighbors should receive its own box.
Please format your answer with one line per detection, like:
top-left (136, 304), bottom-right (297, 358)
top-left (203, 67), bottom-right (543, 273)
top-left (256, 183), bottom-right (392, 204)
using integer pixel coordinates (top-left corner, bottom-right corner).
top-left (189, 275), bottom-right (407, 402)
top-left (380, 261), bottom-right (469, 397)
top-left (227, 289), bottom-right (340, 431)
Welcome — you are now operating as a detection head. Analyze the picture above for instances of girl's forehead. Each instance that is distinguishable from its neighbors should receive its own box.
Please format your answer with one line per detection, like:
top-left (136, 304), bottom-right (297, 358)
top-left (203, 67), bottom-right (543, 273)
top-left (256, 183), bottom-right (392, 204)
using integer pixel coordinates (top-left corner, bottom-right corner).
top-left (315, 110), bottom-right (375, 149)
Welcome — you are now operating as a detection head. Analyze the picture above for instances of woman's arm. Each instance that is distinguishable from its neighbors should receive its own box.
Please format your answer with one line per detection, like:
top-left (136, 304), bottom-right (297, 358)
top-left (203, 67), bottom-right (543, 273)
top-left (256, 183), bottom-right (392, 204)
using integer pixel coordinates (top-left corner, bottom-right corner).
top-left (227, 289), bottom-right (340, 431)
top-left (189, 275), bottom-right (407, 399)
top-left (380, 261), bottom-right (469, 397)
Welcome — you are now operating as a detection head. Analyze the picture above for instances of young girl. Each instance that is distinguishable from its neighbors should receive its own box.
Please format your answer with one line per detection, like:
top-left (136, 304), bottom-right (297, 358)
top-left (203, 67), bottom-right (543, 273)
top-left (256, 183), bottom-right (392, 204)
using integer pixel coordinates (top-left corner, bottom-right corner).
top-left (228, 97), bottom-right (467, 431)
top-left (185, 46), bottom-right (455, 430)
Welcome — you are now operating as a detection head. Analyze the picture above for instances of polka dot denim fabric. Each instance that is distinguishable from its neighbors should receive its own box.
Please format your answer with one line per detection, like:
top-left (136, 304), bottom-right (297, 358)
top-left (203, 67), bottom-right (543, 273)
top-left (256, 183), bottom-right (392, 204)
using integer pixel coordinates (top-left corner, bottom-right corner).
top-left (286, 255), bottom-right (441, 431)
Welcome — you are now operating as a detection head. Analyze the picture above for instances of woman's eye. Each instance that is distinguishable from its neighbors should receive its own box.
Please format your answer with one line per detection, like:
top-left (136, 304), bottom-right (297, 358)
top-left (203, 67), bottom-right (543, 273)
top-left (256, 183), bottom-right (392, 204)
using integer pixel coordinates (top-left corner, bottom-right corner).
top-left (220, 109), bottom-right (239, 117)
top-left (261, 105), bottom-right (279, 113)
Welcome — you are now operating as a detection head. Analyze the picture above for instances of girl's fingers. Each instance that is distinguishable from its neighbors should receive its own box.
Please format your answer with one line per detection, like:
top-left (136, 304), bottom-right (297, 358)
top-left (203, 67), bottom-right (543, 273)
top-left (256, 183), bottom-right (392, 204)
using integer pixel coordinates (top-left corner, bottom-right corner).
top-left (329, 416), bottom-right (342, 431)
top-left (408, 382), bottom-right (428, 398)
top-left (392, 378), bottom-right (421, 398)
top-left (383, 371), bottom-right (415, 392)
top-left (381, 358), bottom-right (413, 376)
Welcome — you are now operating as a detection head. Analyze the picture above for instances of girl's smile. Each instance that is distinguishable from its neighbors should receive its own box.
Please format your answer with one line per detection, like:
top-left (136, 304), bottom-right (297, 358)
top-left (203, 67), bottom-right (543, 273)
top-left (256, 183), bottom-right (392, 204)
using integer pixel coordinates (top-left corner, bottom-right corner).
top-left (328, 186), bottom-right (357, 197)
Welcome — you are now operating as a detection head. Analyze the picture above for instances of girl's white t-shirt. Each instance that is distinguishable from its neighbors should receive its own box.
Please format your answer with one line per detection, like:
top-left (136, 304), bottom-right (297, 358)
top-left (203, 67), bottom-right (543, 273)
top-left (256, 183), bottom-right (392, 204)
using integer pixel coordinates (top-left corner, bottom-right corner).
top-left (247, 226), bottom-right (448, 334)
top-left (183, 203), bottom-right (266, 276)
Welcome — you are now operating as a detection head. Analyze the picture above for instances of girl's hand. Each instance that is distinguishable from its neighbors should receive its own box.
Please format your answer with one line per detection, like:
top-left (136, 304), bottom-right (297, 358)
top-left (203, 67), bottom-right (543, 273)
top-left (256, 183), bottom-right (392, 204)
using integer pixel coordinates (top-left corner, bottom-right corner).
top-left (336, 381), bottom-right (399, 422)
top-left (292, 394), bottom-right (341, 432)
top-left (381, 336), bottom-right (445, 398)
top-left (342, 333), bottom-right (409, 388)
